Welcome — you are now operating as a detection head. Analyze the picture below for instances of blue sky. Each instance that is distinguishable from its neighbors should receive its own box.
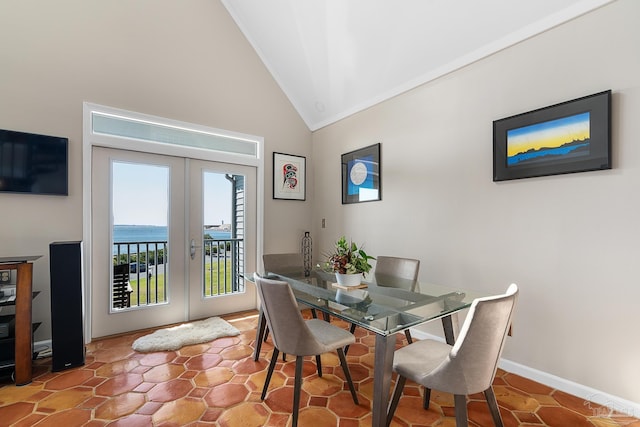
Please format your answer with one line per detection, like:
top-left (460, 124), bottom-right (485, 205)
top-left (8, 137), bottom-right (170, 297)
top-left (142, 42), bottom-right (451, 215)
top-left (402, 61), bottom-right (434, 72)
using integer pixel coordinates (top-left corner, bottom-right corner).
top-left (112, 162), bottom-right (231, 226)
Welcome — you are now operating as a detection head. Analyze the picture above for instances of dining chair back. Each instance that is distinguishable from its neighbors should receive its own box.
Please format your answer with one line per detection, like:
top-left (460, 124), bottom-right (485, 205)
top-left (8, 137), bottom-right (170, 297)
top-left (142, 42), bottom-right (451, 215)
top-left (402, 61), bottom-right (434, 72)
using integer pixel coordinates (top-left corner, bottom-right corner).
top-left (257, 276), bottom-right (321, 355)
top-left (386, 283), bottom-right (519, 427)
top-left (257, 254), bottom-right (318, 360)
top-left (374, 256), bottom-right (420, 289)
top-left (255, 275), bottom-right (359, 427)
top-left (346, 256), bottom-right (420, 352)
top-left (263, 253), bottom-right (305, 276)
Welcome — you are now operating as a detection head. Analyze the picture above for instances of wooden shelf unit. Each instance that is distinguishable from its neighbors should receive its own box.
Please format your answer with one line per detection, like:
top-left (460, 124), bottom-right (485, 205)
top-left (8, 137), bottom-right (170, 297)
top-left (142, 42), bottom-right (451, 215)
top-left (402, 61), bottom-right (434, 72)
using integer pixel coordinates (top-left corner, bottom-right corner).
top-left (0, 256), bottom-right (41, 385)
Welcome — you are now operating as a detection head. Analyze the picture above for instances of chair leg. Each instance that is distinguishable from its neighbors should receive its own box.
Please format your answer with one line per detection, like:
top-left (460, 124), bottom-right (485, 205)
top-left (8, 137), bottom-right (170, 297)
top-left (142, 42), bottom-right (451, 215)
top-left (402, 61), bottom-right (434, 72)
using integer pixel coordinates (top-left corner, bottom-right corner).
top-left (336, 347), bottom-right (358, 404)
top-left (292, 356), bottom-right (304, 427)
top-left (259, 308), bottom-right (269, 342)
top-left (344, 323), bottom-right (358, 354)
top-left (316, 354), bottom-right (322, 377)
top-left (261, 348), bottom-right (280, 400)
top-left (404, 329), bottom-right (413, 344)
top-left (423, 387), bottom-right (432, 409)
top-left (386, 375), bottom-right (406, 427)
top-left (484, 387), bottom-right (504, 427)
top-left (454, 394), bottom-right (468, 427)
top-left (254, 313), bottom-right (267, 361)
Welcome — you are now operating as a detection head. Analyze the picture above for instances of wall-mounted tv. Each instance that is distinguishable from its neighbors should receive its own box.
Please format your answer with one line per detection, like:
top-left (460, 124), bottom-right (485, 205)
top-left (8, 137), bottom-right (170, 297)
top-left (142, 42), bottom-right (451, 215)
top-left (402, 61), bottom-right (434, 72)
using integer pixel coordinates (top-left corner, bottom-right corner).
top-left (0, 129), bottom-right (68, 196)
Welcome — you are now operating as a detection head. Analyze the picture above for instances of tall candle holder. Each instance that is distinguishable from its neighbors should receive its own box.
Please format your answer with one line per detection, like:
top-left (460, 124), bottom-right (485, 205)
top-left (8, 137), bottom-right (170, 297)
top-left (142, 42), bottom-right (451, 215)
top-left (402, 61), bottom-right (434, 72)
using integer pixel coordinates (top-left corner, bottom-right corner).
top-left (301, 231), bottom-right (312, 276)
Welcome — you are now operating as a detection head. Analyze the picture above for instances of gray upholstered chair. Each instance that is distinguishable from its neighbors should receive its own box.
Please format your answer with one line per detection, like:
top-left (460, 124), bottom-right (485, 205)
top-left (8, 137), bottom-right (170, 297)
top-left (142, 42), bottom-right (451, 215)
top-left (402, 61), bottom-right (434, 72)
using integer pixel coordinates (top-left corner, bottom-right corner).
top-left (258, 254), bottom-right (318, 356)
top-left (374, 256), bottom-right (420, 343)
top-left (255, 276), bottom-right (359, 427)
top-left (374, 256), bottom-right (421, 291)
top-left (345, 256), bottom-right (420, 353)
top-left (386, 284), bottom-right (519, 427)
top-left (263, 253), bottom-right (307, 277)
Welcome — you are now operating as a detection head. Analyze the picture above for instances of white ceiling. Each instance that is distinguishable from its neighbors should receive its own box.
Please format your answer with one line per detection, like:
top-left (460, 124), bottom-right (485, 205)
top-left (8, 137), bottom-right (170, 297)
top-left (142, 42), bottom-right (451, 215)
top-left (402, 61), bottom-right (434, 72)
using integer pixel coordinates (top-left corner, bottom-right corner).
top-left (221, 0), bottom-right (614, 131)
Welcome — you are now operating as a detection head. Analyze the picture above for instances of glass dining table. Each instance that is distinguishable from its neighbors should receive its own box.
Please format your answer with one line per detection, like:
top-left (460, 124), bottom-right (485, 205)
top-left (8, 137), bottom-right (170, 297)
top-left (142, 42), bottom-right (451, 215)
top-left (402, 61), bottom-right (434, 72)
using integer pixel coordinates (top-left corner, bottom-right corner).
top-left (250, 269), bottom-right (486, 427)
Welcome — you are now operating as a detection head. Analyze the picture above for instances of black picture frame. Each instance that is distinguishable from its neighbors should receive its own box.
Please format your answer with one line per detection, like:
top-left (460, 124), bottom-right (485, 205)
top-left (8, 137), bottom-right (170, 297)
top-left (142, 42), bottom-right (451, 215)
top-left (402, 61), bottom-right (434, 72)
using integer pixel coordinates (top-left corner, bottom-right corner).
top-left (273, 152), bottom-right (306, 200)
top-left (493, 90), bottom-right (611, 181)
top-left (341, 143), bottom-right (381, 204)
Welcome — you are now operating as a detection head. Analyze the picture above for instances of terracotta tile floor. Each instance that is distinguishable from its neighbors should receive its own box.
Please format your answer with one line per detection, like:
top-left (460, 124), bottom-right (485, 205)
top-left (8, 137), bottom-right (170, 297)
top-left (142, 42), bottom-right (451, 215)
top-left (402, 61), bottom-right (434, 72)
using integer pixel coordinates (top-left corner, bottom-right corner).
top-left (1, 311), bottom-right (639, 426)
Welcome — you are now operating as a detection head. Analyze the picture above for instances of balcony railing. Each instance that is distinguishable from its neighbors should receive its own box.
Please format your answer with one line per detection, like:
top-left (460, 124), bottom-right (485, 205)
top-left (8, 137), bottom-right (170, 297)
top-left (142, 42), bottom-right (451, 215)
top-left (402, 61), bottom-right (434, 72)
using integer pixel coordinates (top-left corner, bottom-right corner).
top-left (203, 238), bottom-right (244, 296)
top-left (112, 238), bottom-right (244, 309)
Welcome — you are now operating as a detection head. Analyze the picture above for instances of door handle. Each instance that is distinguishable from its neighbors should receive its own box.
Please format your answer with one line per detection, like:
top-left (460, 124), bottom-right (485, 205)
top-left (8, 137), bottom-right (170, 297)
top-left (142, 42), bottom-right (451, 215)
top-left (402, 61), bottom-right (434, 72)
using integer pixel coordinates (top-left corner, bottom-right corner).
top-left (190, 239), bottom-right (201, 260)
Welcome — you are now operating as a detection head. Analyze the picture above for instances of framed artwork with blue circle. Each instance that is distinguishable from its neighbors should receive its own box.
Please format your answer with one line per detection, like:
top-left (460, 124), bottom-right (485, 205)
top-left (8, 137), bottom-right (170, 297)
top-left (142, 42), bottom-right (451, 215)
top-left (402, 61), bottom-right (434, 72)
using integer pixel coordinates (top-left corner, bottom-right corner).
top-left (341, 143), bottom-right (381, 204)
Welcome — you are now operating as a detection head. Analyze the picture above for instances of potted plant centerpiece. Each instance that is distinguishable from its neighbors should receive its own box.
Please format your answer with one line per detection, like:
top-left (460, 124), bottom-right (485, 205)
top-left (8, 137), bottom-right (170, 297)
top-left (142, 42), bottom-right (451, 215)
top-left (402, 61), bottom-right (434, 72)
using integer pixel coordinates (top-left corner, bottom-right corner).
top-left (326, 236), bottom-right (375, 286)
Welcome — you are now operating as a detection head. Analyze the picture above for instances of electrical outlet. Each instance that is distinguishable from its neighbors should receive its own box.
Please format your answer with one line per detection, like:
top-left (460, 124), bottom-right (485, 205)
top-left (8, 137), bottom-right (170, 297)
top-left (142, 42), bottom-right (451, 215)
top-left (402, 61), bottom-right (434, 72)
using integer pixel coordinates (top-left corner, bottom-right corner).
top-left (0, 271), bottom-right (10, 284)
top-left (321, 218), bottom-right (326, 228)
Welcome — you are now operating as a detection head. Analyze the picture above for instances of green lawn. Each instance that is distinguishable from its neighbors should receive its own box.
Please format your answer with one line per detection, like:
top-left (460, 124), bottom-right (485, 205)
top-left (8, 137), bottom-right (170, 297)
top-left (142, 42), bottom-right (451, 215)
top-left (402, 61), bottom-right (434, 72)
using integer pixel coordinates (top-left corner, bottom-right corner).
top-left (128, 275), bottom-right (166, 306)
top-left (128, 260), bottom-right (235, 305)
top-left (204, 260), bottom-right (234, 296)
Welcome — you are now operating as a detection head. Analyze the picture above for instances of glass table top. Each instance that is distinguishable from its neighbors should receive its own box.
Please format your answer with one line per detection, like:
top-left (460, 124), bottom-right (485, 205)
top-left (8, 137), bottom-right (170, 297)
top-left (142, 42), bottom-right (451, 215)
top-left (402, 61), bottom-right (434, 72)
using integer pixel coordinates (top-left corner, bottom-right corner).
top-left (256, 269), bottom-right (485, 336)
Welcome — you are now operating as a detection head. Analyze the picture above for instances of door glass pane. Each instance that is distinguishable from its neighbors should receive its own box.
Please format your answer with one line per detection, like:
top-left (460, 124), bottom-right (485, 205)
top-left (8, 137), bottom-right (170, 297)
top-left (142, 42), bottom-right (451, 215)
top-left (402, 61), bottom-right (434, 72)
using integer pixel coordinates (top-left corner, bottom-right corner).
top-left (202, 172), bottom-right (245, 297)
top-left (112, 161), bottom-right (169, 309)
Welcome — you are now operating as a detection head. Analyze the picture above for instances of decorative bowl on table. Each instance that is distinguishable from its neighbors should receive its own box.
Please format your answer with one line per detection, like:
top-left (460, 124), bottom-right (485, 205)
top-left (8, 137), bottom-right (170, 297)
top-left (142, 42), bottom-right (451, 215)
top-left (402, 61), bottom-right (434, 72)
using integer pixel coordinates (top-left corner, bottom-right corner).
top-left (335, 272), bottom-right (362, 287)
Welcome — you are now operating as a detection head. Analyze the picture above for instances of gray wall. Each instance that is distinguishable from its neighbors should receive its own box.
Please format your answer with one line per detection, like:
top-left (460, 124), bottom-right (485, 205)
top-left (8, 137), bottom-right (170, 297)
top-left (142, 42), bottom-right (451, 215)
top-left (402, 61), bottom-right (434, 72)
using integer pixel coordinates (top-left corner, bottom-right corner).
top-left (0, 1), bottom-right (312, 340)
top-left (312, 0), bottom-right (640, 404)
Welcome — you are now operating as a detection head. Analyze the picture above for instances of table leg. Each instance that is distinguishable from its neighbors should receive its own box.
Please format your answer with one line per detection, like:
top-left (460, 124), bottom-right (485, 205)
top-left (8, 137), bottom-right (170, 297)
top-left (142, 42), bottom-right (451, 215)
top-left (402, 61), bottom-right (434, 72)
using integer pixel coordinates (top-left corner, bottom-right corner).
top-left (441, 312), bottom-right (460, 345)
top-left (253, 309), bottom-right (266, 361)
top-left (371, 333), bottom-right (397, 427)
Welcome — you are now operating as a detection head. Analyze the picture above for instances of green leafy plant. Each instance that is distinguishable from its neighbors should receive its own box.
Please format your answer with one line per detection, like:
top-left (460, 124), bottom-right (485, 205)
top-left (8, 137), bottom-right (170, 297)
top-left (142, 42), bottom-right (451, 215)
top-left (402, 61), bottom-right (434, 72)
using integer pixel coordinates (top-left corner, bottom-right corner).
top-left (325, 236), bottom-right (375, 275)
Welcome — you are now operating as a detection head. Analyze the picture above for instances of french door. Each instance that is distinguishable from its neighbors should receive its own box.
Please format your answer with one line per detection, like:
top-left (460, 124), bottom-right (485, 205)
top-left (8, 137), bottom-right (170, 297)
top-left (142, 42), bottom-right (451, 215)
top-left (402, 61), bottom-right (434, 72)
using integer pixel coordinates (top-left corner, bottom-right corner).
top-left (91, 147), bottom-right (257, 338)
top-left (188, 159), bottom-right (256, 319)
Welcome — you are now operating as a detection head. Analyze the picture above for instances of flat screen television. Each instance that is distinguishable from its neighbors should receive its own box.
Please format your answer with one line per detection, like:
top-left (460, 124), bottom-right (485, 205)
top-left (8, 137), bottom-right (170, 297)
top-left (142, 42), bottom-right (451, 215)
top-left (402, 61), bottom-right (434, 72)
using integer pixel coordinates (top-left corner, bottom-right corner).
top-left (0, 128), bottom-right (68, 195)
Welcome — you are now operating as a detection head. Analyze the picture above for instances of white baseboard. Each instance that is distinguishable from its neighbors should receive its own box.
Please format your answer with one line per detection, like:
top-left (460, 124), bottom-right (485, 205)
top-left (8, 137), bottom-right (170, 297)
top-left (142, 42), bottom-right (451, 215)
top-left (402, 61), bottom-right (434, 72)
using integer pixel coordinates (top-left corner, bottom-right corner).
top-left (410, 329), bottom-right (640, 418)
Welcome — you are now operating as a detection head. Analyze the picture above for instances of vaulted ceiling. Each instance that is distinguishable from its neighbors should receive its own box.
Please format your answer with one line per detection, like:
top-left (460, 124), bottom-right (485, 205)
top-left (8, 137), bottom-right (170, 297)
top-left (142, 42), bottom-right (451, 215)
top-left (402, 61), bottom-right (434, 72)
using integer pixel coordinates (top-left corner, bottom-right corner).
top-left (221, 0), bottom-right (613, 131)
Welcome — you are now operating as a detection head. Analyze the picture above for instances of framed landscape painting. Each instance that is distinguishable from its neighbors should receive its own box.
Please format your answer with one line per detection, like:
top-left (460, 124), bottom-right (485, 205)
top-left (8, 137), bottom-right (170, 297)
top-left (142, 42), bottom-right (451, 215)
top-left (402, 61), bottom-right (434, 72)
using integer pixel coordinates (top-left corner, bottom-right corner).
top-left (273, 152), bottom-right (305, 200)
top-left (341, 143), bottom-right (381, 204)
top-left (493, 90), bottom-right (611, 181)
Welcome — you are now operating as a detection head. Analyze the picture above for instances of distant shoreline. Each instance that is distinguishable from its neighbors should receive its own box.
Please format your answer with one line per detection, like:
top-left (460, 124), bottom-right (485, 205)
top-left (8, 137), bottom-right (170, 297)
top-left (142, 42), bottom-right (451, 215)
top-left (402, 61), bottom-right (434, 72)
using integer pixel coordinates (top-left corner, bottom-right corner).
top-left (112, 225), bottom-right (231, 254)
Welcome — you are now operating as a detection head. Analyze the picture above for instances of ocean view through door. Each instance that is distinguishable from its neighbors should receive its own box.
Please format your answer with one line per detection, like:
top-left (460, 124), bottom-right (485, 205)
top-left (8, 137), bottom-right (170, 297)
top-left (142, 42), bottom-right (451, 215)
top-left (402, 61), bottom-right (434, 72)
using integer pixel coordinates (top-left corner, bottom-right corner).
top-left (92, 148), bottom-right (186, 337)
top-left (91, 148), bottom-right (256, 338)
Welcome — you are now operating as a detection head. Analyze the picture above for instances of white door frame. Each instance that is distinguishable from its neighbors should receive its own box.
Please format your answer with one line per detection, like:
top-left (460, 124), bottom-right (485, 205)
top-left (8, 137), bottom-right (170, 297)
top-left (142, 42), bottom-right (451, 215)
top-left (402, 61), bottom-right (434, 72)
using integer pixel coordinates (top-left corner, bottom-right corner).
top-left (82, 102), bottom-right (264, 342)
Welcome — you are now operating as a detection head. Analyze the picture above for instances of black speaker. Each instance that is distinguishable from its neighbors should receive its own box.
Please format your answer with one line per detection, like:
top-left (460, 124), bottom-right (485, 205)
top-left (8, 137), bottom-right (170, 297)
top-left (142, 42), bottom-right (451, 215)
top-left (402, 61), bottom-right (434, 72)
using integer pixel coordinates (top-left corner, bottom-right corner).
top-left (49, 241), bottom-right (85, 371)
